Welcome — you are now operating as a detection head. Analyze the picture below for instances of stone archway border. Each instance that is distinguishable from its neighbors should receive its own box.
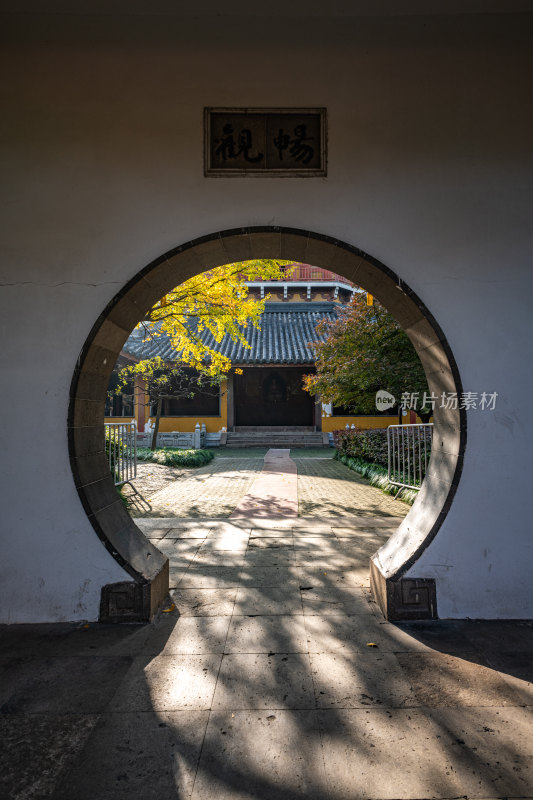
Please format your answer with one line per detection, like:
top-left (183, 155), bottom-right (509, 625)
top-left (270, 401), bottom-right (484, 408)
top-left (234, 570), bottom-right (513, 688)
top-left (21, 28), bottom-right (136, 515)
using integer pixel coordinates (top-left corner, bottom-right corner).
top-left (68, 227), bottom-right (465, 622)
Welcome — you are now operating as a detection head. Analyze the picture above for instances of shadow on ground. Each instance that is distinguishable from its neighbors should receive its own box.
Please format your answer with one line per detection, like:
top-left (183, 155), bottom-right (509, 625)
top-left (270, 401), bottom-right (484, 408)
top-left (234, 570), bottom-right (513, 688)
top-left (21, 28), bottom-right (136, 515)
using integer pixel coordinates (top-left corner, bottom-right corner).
top-left (2, 518), bottom-right (532, 799)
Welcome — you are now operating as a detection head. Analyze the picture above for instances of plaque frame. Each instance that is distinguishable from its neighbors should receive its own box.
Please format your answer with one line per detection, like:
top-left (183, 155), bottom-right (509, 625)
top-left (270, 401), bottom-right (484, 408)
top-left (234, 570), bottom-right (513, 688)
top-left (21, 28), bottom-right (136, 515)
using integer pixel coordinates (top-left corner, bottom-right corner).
top-left (204, 107), bottom-right (327, 178)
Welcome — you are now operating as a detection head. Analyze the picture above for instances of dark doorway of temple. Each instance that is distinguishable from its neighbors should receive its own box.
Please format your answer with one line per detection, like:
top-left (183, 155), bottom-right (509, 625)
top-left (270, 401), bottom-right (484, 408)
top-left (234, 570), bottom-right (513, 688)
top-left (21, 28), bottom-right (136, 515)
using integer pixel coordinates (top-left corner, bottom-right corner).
top-left (234, 366), bottom-right (315, 427)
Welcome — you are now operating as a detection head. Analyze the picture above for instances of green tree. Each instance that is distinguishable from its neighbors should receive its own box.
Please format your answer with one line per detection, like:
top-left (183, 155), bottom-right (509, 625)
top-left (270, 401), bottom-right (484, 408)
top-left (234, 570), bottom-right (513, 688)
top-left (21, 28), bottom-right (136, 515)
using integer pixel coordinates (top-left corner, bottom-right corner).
top-left (303, 294), bottom-right (431, 422)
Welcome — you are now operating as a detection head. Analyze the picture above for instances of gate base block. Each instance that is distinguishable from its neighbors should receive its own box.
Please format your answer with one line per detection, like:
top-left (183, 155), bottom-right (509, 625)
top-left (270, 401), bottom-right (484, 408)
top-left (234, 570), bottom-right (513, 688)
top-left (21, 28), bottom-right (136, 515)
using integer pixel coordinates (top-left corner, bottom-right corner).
top-left (370, 559), bottom-right (437, 621)
top-left (100, 560), bottom-right (169, 623)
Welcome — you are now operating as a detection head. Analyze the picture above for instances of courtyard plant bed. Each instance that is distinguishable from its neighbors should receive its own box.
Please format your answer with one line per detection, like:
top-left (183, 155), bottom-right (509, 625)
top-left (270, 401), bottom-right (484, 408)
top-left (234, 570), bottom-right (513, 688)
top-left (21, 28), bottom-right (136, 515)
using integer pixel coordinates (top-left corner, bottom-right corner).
top-left (334, 452), bottom-right (418, 505)
top-left (137, 447), bottom-right (214, 468)
top-left (333, 427), bottom-right (424, 504)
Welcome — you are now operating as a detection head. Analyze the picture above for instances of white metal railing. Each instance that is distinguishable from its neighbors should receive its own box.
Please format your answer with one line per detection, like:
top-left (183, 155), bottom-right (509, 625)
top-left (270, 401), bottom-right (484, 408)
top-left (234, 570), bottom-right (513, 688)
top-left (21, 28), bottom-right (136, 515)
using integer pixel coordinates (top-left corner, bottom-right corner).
top-left (387, 423), bottom-right (433, 490)
top-left (105, 421), bottom-right (137, 486)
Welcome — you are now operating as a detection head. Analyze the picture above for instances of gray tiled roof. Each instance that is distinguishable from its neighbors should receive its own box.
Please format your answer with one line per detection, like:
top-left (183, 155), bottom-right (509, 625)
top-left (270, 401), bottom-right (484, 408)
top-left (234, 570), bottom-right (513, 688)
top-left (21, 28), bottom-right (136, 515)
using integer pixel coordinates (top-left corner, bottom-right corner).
top-left (123, 302), bottom-right (337, 365)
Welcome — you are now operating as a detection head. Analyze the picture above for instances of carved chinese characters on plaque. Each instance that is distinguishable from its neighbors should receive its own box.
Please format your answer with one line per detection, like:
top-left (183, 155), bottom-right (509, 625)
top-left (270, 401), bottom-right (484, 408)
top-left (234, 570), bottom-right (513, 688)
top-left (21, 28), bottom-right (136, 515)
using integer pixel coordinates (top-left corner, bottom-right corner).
top-left (205, 109), bottom-right (327, 176)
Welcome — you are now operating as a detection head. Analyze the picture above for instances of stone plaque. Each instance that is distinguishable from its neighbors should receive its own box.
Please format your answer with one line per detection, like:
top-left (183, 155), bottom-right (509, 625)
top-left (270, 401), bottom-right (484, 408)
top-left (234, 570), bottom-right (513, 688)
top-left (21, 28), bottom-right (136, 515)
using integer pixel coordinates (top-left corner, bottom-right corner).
top-left (205, 108), bottom-right (327, 177)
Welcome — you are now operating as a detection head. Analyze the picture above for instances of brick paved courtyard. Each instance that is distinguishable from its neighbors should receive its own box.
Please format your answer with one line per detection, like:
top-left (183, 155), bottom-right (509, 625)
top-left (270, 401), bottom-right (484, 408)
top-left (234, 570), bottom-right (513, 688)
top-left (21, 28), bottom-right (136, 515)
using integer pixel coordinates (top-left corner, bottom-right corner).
top-left (128, 449), bottom-right (408, 519)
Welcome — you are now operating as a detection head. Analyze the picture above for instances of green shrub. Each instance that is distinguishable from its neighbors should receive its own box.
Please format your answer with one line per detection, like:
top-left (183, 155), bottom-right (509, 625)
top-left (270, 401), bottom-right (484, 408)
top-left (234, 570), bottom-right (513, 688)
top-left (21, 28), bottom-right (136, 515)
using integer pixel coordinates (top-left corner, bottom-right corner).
top-left (333, 426), bottom-right (431, 479)
top-left (334, 451), bottom-right (418, 505)
top-left (137, 447), bottom-right (214, 468)
top-left (105, 434), bottom-right (125, 483)
top-left (333, 428), bottom-right (389, 467)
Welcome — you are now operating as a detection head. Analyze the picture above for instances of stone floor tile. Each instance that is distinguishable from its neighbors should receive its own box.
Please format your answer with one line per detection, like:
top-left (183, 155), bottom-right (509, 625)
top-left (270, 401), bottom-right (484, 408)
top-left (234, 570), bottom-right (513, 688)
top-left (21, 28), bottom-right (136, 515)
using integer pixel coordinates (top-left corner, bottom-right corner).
top-left (50, 711), bottom-right (209, 800)
top-left (304, 615), bottom-right (402, 654)
top-left (205, 530), bottom-right (250, 546)
top-left (155, 539), bottom-right (204, 559)
top-left (293, 538), bottom-right (342, 553)
top-left (425, 706), bottom-right (533, 798)
top-left (238, 565), bottom-right (295, 587)
top-left (225, 616), bottom-right (309, 654)
top-left (478, 650), bottom-right (533, 705)
top-left (197, 540), bottom-right (248, 553)
top-left (305, 617), bottom-right (480, 655)
top-left (205, 521), bottom-right (252, 535)
top-left (191, 710), bottom-right (328, 800)
top-left (108, 653), bottom-right (222, 711)
top-left (189, 555), bottom-right (246, 568)
top-left (248, 529), bottom-right (294, 538)
top-left (162, 519), bottom-right (218, 531)
top-left (396, 651), bottom-right (526, 707)
top-left (290, 549), bottom-right (361, 567)
top-left (169, 567), bottom-right (193, 588)
top-left (0, 714), bottom-right (99, 800)
top-left (0, 656), bottom-right (132, 714)
top-left (247, 517), bottom-right (294, 529)
top-left (243, 547), bottom-right (296, 565)
top-left (234, 586), bottom-right (303, 616)
top-left (388, 619), bottom-right (481, 654)
top-left (143, 616), bottom-right (231, 655)
top-left (301, 587), bottom-right (373, 616)
top-left (292, 535), bottom-right (340, 548)
top-left (171, 588), bottom-right (238, 616)
top-left (335, 536), bottom-right (387, 551)
top-left (164, 527), bottom-right (213, 539)
top-left (145, 527), bottom-right (171, 539)
top-left (212, 653), bottom-right (315, 710)
top-left (331, 524), bottom-right (398, 536)
top-left (291, 527), bottom-right (336, 537)
top-left (317, 707), bottom-right (469, 799)
top-left (176, 566), bottom-right (244, 589)
top-left (334, 527), bottom-right (394, 538)
top-left (247, 536), bottom-right (294, 549)
top-left (332, 514), bottom-right (402, 525)
top-left (164, 564), bottom-right (201, 585)
top-left (310, 650), bottom-right (416, 708)
top-left (291, 566), bottom-right (364, 590)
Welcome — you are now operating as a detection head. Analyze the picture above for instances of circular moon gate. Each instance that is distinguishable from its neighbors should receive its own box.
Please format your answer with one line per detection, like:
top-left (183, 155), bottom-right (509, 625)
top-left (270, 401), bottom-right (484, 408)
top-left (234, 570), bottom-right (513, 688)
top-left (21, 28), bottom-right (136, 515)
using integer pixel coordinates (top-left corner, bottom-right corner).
top-left (68, 227), bottom-right (465, 622)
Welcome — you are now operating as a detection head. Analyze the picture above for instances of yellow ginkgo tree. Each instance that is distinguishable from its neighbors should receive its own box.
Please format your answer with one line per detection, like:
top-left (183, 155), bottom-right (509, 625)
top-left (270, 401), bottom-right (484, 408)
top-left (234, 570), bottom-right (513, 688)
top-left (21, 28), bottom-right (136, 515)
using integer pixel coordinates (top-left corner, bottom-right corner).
top-left (114, 260), bottom-right (292, 449)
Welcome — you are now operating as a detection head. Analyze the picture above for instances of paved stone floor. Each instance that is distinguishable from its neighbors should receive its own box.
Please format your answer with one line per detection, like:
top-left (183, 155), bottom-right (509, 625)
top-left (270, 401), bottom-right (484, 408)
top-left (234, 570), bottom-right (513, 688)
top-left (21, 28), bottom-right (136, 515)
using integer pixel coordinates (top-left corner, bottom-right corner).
top-left (129, 456), bottom-right (266, 517)
top-left (232, 449), bottom-right (299, 517)
top-left (2, 514), bottom-right (533, 799)
top-left (128, 450), bottom-right (408, 519)
top-left (2, 454), bottom-right (532, 798)
top-left (295, 457), bottom-right (408, 518)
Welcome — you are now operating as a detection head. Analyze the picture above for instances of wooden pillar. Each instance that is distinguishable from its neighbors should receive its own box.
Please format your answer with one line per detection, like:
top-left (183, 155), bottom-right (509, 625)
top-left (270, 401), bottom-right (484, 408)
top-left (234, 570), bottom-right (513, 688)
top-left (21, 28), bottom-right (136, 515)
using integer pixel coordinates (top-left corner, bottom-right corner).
top-left (314, 400), bottom-right (322, 431)
top-left (227, 372), bottom-right (235, 431)
top-left (135, 375), bottom-right (146, 432)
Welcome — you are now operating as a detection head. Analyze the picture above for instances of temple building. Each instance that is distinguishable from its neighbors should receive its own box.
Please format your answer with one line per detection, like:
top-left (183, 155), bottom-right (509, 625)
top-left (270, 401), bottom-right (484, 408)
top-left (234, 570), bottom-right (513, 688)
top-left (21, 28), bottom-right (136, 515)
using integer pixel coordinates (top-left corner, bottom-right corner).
top-left (105, 265), bottom-right (400, 445)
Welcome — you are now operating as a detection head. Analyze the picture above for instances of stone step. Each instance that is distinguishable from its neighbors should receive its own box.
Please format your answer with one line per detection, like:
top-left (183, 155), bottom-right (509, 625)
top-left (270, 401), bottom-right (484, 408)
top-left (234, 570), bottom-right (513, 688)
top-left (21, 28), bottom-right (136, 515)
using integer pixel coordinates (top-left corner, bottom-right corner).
top-left (228, 432), bottom-right (323, 437)
top-left (226, 432), bottom-right (326, 448)
top-left (234, 426), bottom-right (317, 432)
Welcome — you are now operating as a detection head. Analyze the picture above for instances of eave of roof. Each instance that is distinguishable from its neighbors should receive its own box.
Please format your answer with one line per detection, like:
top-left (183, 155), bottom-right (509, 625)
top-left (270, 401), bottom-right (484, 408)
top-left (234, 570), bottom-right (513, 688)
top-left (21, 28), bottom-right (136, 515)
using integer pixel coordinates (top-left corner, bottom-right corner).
top-left (123, 302), bottom-right (338, 365)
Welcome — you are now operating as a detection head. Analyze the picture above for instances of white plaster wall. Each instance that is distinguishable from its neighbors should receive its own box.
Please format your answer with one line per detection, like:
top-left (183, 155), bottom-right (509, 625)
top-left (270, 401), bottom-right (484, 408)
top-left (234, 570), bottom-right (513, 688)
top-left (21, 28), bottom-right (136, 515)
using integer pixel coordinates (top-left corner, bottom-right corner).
top-left (1, 11), bottom-right (532, 620)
